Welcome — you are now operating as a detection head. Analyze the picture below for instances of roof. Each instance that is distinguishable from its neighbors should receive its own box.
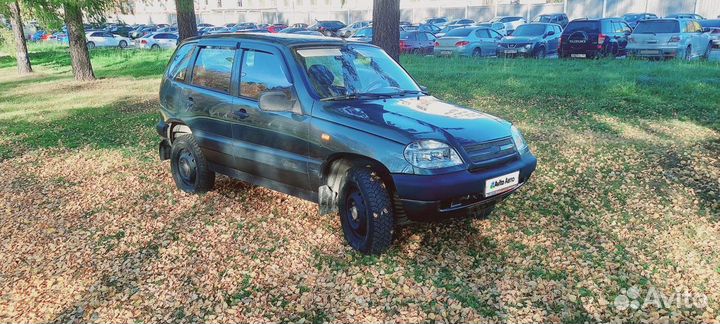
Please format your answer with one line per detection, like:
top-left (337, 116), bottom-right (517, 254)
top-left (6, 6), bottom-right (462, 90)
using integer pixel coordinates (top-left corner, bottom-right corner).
top-left (185, 32), bottom-right (346, 47)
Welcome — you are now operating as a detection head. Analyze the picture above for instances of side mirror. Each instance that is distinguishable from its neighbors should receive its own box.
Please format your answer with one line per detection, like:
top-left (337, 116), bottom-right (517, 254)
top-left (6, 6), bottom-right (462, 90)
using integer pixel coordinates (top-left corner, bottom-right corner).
top-left (545, 30), bottom-right (555, 37)
top-left (259, 91), bottom-right (297, 113)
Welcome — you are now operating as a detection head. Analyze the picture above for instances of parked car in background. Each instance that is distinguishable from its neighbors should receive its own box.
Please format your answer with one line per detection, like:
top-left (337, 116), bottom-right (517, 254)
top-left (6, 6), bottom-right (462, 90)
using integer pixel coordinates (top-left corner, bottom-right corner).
top-left (665, 13), bottom-right (704, 20)
top-left (130, 26), bottom-right (157, 39)
top-left (290, 23), bottom-right (308, 28)
top-left (157, 33), bottom-right (536, 254)
top-left (231, 23), bottom-right (258, 32)
top-left (424, 17), bottom-right (449, 27)
top-left (86, 31), bottom-right (131, 49)
top-left (136, 32), bottom-right (179, 49)
top-left (224, 23), bottom-right (236, 28)
top-left (476, 22), bottom-right (508, 36)
top-left (278, 27), bottom-right (311, 34)
top-left (446, 19), bottom-right (475, 26)
top-left (207, 27), bottom-right (230, 34)
top-left (31, 30), bottom-right (46, 42)
top-left (197, 23), bottom-right (214, 28)
top-left (157, 27), bottom-right (178, 33)
top-left (497, 23), bottom-right (562, 58)
top-left (622, 13), bottom-right (658, 28)
top-left (559, 18), bottom-right (632, 58)
top-left (627, 19), bottom-right (712, 60)
top-left (434, 27), bottom-right (504, 57)
top-left (308, 20), bottom-right (346, 36)
top-left (110, 25), bottom-right (135, 37)
top-left (417, 23), bottom-right (441, 34)
top-left (532, 13), bottom-right (569, 28)
top-left (338, 21), bottom-right (370, 37)
top-left (347, 27), bottom-right (374, 43)
top-left (292, 30), bottom-right (324, 36)
top-left (399, 30), bottom-right (436, 54)
top-left (267, 24), bottom-right (288, 33)
top-left (489, 16), bottom-right (526, 34)
top-left (436, 24), bottom-right (472, 38)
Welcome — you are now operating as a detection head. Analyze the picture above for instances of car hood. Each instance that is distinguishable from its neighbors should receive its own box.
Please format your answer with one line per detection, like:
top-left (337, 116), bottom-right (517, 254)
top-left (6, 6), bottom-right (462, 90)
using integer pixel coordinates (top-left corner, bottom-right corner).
top-left (317, 96), bottom-right (512, 146)
top-left (501, 35), bottom-right (542, 43)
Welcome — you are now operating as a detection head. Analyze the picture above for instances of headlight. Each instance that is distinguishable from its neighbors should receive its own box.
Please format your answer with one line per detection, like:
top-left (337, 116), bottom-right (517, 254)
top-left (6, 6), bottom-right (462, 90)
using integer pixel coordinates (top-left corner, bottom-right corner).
top-left (511, 125), bottom-right (528, 152)
top-left (404, 140), bottom-right (463, 169)
top-left (524, 44), bottom-right (532, 49)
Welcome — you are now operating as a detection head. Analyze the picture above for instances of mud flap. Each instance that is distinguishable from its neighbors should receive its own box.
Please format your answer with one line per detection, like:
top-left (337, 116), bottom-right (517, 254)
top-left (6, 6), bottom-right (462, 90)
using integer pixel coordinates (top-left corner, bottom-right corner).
top-left (159, 139), bottom-right (171, 161)
top-left (318, 185), bottom-right (338, 215)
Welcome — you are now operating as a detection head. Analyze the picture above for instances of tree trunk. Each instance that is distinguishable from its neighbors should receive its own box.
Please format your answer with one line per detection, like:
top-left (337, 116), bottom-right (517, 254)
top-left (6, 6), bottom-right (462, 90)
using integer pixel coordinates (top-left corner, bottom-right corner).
top-left (371, 0), bottom-right (401, 62)
top-left (63, 2), bottom-right (95, 81)
top-left (7, 0), bottom-right (32, 74)
top-left (175, 0), bottom-right (198, 41)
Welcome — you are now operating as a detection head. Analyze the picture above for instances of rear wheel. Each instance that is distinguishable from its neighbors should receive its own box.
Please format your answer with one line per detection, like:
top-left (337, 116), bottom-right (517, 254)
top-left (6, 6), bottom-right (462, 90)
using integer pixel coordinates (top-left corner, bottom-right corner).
top-left (118, 40), bottom-right (127, 48)
top-left (702, 43), bottom-right (712, 60)
top-left (339, 167), bottom-right (394, 255)
top-left (86, 41), bottom-right (95, 49)
top-left (682, 45), bottom-right (692, 61)
top-left (472, 47), bottom-right (482, 58)
top-left (170, 134), bottom-right (215, 193)
top-left (151, 44), bottom-right (160, 50)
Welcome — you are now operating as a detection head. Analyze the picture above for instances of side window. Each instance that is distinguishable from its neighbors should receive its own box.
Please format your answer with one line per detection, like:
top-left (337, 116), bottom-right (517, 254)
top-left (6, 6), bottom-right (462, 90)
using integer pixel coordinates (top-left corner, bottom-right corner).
top-left (167, 44), bottom-right (195, 82)
top-left (476, 29), bottom-right (491, 38)
top-left (191, 47), bottom-right (235, 93)
top-left (417, 32), bottom-right (428, 41)
top-left (406, 33), bottom-right (417, 41)
top-left (490, 30), bottom-right (502, 38)
top-left (693, 21), bottom-right (703, 33)
top-left (426, 33), bottom-right (436, 41)
top-left (240, 50), bottom-right (292, 101)
top-left (91, 32), bottom-right (102, 37)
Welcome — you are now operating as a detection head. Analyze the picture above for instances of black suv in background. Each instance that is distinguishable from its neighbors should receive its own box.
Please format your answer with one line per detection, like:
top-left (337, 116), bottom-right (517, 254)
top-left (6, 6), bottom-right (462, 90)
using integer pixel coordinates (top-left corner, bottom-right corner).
top-left (559, 18), bottom-right (632, 58)
top-left (532, 13), bottom-right (569, 28)
top-left (308, 20), bottom-right (346, 36)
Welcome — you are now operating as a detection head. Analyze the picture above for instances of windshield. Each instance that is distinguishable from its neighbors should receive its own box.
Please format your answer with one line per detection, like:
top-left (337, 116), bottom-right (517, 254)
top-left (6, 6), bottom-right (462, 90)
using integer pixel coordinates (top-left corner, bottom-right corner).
top-left (446, 28), bottom-right (472, 37)
top-left (512, 24), bottom-right (546, 36)
top-left (535, 15), bottom-right (553, 22)
top-left (634, 20), bottom-right (679, 33)
top-left (353, 28), bottom-right (372, 37)
top-left (296, 46), bottom-right (421, 99)
top-left (564, 21), bottom-right (600, 33)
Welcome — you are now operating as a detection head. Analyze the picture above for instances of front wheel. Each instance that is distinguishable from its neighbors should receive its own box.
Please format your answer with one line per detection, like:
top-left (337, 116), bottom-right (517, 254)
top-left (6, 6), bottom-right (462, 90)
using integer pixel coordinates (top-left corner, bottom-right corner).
top-left (534, 46), bottom-right (546, 59)
top-left (339, 167), bottom-right (394, 255)
top-left (170, 134), bottom-right (215, 193)
top-left (118, 40), bottom-right (127, 48)
top-left (87, 41), bottom-right (95, 49)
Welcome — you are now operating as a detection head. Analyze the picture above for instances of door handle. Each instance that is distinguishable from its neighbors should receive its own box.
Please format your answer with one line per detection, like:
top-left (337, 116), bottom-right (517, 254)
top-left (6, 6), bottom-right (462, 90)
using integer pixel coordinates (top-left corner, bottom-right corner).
top-left (234, 108), bottom-right (249, 119)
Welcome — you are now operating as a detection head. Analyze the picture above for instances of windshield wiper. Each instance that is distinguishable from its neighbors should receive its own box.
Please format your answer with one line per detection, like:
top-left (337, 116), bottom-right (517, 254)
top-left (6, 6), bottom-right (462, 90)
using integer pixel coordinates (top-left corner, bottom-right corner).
top-left (320, 92), bottom-right (395, 101)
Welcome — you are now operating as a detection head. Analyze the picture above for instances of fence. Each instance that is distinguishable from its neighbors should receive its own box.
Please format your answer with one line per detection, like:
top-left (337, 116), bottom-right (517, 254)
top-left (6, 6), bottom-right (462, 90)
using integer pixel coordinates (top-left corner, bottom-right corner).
top-left (115, 0), bottom-right (720, 25)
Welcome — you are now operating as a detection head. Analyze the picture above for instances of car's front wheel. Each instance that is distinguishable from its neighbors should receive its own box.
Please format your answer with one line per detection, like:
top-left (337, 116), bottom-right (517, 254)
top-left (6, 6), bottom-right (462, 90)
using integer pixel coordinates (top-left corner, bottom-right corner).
top-left (170, 134), bottom-right (215, 193)
top-left (118, 40), bottom-right (127, 48)
top-left (534, 46), bottom-right (546, 59)
top-left (339, 167), bottom-right (394, 255)
top-left (87, 41), bottom-right (95, 49)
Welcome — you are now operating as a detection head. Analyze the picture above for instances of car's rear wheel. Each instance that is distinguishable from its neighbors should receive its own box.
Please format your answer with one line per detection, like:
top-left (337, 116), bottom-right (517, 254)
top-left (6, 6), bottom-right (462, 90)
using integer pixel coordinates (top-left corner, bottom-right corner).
top-left (339, 167), bottom-right (394, 255)
top-left (118, 40), bottom-right (127, 48)
top-left (170, 134), bottom-right (215, 193)
top-left (702, 43), bottom-right (712, 60)
top-left (151, 44), bottom-right (160, 50)
top-left (87, 41), bottom-right (95, 49)
top-left (682, 45), bottom-right (692, 61)
top-left (472, 47), bottom-right (482, 58)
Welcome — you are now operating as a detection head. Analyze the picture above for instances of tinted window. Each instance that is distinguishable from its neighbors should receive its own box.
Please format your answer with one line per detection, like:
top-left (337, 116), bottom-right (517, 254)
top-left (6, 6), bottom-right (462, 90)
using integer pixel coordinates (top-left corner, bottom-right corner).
top-left (167, 44), bottom-right (195, 81)
top-left (634, 20), bottom-right (680, 33)
top-left (417, 32), bottom-right (428, 41)
top-left (426, 33), bottom-right (436, 41)
top-left (490, 29), bottom-right (502, 38)
top-left (91, 32), bottom-right (103, 37)
top-left (400, 32), bottom-right (417, 41)
top-left (191, 47), bottom-right (235, 93)
top-left (512, 24), bottom-right (547, 36)
top-left (240, 51), bottom-right (292, 100)
top-left (446, 28), bottom-right (473, 37)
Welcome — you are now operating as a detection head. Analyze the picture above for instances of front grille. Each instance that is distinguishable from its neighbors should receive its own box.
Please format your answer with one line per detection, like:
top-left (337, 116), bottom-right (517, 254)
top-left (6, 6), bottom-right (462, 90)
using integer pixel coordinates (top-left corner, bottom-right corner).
top-left (501, 43), bottom-right (528, 48)
top-left (462, 137), bottom-right (519, 170)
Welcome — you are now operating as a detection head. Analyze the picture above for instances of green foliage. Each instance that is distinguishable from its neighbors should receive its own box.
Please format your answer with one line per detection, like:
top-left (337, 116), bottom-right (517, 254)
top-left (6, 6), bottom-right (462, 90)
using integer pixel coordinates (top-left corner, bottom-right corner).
top-left (24, 0), bottom-right (115, 29)
top-left (0, 25), bottom-right (13, 55)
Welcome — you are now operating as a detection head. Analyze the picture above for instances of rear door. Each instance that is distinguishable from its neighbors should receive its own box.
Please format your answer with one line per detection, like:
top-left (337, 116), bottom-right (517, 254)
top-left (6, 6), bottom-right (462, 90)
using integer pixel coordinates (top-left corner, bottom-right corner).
top-left (184, 40), bottom-right (241, 169)
top-left (231, 43), bottom-right (311, 190)
top-left (474, 28), bottom-right (494, 54)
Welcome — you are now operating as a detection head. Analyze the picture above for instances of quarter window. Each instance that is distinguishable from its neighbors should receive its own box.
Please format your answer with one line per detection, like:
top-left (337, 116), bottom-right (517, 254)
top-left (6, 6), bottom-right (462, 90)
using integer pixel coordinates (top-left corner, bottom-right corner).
top-left (476, 29), bottom-right (491, 38)
top-left (240, 50), bottom-right (292, 100)
top-left (167, 44), bottom-right (195, 82)
top-left (191, 47), bottom-right (235, 93)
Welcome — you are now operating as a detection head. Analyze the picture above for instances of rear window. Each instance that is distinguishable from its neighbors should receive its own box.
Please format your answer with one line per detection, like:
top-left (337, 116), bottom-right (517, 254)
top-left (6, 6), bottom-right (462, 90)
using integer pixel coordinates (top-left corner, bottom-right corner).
top-left (400, 32), bottom-right (417, 40)
top-left (634, 20), bottom-right (680, 33)
top-left (563, 21), bottom-right (600, 33)
top-left (446, 28), bottom-right (472, 37)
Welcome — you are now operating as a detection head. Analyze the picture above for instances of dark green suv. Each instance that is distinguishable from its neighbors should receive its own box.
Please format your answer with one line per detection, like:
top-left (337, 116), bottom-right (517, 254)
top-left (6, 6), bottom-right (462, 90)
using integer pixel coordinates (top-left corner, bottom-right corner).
top-left (157, 33), bottom-right (537, 254)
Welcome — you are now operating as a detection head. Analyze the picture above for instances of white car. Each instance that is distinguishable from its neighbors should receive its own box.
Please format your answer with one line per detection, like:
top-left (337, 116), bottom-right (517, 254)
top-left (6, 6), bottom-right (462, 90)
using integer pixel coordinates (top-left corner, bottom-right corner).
top-left (135, 32), bottom-right (179, 50)
top-left (85, 31), bottom-right (131, 49)
top-left (489, 16), bottom-right (526, 34)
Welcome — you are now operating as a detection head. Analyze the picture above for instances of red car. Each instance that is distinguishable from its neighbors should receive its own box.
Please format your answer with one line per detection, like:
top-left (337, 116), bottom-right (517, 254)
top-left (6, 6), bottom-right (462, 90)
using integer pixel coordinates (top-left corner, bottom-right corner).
top-left (267, 24), bottom-right (288, 33)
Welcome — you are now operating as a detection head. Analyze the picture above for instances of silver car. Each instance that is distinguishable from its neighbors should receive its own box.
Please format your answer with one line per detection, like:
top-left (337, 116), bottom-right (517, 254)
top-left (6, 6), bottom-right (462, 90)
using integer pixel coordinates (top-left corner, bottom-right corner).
top-left (338, 21), bottom-right (370, 38)
top-left (434, 27), bottom-right (504, 57)
top-left (627, 19), bottom-right (713, 60)
top-left (705, 27), bottom-right (720, 48)
top-left (135, 32), bottom-right (178, 50)
top-left (489, 16), bottom-right (526, 34)
top-left (476, 22), bottom-right (509, 36)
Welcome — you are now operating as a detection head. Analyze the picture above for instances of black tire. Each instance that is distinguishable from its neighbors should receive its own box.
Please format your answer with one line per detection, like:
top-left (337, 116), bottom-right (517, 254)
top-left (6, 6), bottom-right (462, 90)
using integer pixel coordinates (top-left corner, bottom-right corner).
top-left (534, 46), bottom-right (546, 59)
top-left (118, 40), bottom-right (127, 48)
top-left (702, 43), bottom-right (712, 60)
top-left (151, 44), bottom-right (160, 50)
top-left (681, 45), bottom-right (692, 61)
top-left (338, 167), bottom-right (394, 255)
top-left (170, 134), bottom-right (215, 193)
top-left (472, 47), bottom-right (482, 58)
top-left (87, 41), bottom-right (95, 49)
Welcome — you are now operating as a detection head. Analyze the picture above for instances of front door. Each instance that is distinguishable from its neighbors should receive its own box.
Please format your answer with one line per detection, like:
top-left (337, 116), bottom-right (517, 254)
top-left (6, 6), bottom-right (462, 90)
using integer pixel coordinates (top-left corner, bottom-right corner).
top-left (231, 44), bottom-right (311, 190)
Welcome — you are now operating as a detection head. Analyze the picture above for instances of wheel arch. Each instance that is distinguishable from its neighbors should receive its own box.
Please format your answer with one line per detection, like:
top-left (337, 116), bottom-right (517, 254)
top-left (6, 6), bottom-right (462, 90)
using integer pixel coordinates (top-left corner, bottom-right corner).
top-left (166, 120), bottom-right (192, 144)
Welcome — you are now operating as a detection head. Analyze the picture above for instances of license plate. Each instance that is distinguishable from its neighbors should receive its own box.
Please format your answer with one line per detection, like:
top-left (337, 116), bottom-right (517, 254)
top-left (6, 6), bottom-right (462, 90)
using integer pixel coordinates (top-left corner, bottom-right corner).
top-left (485, 171), bottom-right (520, 197)
top-left (569, 40), bottom-right (585, 43)
top-left (571, 53), bottom-right (587, 58)
top-left (640, 50), bottom-right (660, 55)
top-left (441, 50), bottom-right (452, 55)
top-left (504, 49), bottom-right (517, 54)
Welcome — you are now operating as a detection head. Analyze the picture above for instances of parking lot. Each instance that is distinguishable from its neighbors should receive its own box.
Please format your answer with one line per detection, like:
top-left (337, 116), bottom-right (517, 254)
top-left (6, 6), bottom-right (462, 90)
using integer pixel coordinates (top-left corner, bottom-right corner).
top-left (0, 44), bottom-right (718, 323)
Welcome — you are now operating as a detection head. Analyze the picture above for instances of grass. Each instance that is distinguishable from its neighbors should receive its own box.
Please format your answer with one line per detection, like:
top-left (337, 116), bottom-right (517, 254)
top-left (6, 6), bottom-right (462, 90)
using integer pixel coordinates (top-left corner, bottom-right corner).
top-left (0, 44), bottom-right (719, 323)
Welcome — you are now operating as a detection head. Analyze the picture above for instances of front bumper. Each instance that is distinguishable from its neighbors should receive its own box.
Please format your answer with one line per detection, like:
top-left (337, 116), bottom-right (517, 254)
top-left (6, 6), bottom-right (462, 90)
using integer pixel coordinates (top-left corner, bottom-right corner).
top-left (392, 151), bottom-right (537, 221)
top-left (496, 46), bottom-right (533, 58)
